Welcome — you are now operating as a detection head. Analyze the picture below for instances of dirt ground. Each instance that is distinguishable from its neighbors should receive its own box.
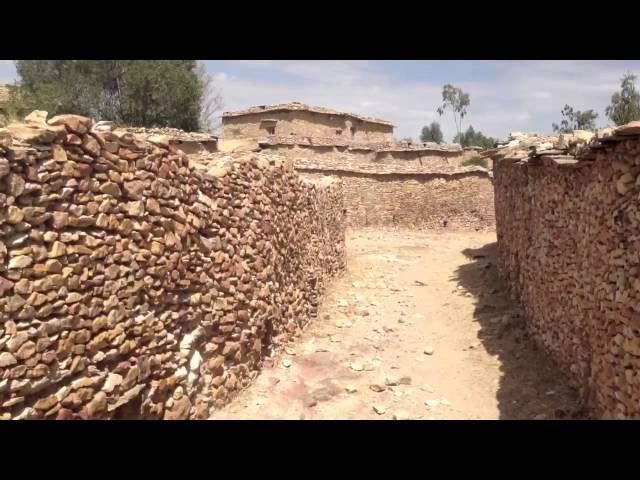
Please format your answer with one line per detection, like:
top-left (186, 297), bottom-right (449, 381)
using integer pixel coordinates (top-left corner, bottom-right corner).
top-left (210, 229), bottom-right (584, 420)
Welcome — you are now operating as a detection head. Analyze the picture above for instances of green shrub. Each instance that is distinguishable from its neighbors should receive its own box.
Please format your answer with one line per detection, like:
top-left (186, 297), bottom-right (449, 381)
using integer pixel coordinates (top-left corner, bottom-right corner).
top-left (462, 156), bottom-right (488, 168)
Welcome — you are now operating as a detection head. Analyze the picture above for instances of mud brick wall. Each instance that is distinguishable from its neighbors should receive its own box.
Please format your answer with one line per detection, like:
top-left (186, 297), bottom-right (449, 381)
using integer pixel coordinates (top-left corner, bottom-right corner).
top-left (301, 169), bottom-right (495, 230)
top-left (0, 114), bottom-right (346, 420)
top-left (494, 137), bottom-right (640, 419)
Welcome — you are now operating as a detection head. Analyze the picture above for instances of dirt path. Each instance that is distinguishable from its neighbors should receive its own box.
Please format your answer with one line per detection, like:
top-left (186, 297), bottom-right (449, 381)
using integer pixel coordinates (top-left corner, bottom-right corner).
top-left (210, 229), bottom-right (583, 420)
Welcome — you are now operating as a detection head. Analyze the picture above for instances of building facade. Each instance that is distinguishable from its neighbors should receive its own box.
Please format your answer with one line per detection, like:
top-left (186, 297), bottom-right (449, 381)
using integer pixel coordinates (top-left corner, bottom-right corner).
top-left (222, 102), bottom-right (395, 143)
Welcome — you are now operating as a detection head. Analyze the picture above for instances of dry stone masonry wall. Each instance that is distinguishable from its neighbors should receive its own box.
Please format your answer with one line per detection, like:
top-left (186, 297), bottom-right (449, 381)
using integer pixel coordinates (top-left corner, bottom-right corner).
top-left (251, 142), bottom-right (495, 230)
top-left (0, 114), bottom-right (345, 420)
top-left (494, 121), bottom-right (640, 419)
top-left (302, 170), bottom-right (494, 230)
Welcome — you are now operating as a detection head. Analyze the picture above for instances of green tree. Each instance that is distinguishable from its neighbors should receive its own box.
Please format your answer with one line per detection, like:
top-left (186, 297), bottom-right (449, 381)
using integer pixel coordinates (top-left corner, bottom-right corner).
top-left (552, 104), bottom-right (598, 133)
top-left (453, 125), bottom-right (496, 150)
top-left (420, 121), bottom-right (444, 143)
top-left (12, 60), bottom-right (221, 131)
top-left (437, 84), bottom-right (470, 139)
top-left (606, 72), bottom-right (640, 126)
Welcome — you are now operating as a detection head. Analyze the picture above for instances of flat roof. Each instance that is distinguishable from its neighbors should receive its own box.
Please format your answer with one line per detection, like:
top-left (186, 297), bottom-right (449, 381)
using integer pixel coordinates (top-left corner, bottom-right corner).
top-left (222, 102), bottom-right (395, 127)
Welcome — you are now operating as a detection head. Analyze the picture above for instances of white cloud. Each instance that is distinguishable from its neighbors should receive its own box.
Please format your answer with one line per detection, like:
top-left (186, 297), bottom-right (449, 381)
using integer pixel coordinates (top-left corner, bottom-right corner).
top-left (207, 60), bottom-right (640, 141)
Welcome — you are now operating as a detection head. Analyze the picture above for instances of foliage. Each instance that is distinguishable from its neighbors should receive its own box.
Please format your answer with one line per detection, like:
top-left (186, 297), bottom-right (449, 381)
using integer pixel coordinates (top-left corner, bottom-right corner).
top-left (606, 72), bottom-right (640, 126)
top-left (11, 60), bottom-right (222, 131)
top-left (0, 84), bottom-right (33, 125)
top-left (420, 121), bottom-right (444, 143)
top-left (552, 104), bottom-right (598, 133)
top-left (437, 84), bottom-right (470, 138)
top-left (452, 125), bottom-right (496, 149)
top-left (401, 137), bottom-right (414, 143)
top-left (462, 156), bottom-right (488, 168)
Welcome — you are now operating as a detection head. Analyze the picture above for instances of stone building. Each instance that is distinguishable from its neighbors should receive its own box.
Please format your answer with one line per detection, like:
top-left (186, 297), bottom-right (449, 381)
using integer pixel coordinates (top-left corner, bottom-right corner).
top-left (222, 102), bottom-right (395, 143)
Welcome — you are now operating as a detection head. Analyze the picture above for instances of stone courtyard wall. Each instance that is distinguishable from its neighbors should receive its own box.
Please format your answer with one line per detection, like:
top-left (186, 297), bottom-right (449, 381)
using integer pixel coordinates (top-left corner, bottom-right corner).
top-left (255, 142), bottom-right (494, 230)
top-left (300, 168), bottom-right (494, 230)
top-left (494, 130), bottom-right (640, 418)
top-left (0, 114), bottom-right (345, 420)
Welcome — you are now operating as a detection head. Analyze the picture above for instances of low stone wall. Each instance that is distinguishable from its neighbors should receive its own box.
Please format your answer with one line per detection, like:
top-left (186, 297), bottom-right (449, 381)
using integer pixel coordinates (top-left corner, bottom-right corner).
top-left (494, 134), bottom-right (640, 419)
top-left (262, 141), bottom-right (467, 169)
top-left (301, 169), bottom-right (494, 230)
top-left (0, 114), bottom-right (345, 420)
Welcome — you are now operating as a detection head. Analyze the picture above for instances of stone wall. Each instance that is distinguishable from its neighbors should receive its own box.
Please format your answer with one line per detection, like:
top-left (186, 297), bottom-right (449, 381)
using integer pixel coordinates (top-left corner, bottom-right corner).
top-left (494, 130), bottom-right (640, 419)
top-left (242, 141), bottom-right (494, 230)
top-left (0, 114), bottom-right (346, 420)
top-left (223, 110), bottom-right (394, 143)
top-left (263, 142), bottom-right (467, 169)
top-left (301, 169), bottom-right (494, 230)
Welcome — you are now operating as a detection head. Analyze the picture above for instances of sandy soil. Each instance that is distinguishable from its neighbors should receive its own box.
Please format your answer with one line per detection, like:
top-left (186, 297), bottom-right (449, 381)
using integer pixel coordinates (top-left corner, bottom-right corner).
top-left (210, 229), bottom-right (584, 420)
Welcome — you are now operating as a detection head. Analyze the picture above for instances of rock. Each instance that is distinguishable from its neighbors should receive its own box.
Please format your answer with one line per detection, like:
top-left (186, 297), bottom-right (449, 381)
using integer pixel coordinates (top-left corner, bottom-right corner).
top-left (100, 182), bottom-right (122, 197)
top-left (16, 341), bottom-right (36, 360)
top-left (0, 158), bottom-right (10, 178)
top-left (350, 362), bottom-right (364, 371)
top-left (616, 121), bottom-right (640, 136)
top-left (81, 135), bottom-right (101, 157)
top-left (164, 394), bottom-right (192, 420)
top-left (372, 405), bottom-right (386, 415)
top-left (6, 332), bottom-right (29, 352)
top-left (48, 114), bottom-right (91, 133)
top-left (24, 110), bottom-right (48, 125)
top-left (345, 384), bottom-right (357, 393)
top-left (102, 373), bottom-right (123, 393)
top-left (5, 294), bottom-right (26, 313)
top-left (282, 359), bottom-right (292, 368)
top-left (440, 398), bottom-right (451, 406)
top-left (369, 384), bottom-right (386, 392)
top-left (48, 241), bottom-right (67, 258)
top-left (6, 123), bottom-right (58, 144)
top-left (0, 352), bottom-right (17, 368)
top-left (423, 346), bottom-right (434, 355)
top-left (33, 394), bottom-right (58, 411)
top-left (85, 392), bottom-right (108, 417)
top-left (425, 399), bottom-right (439, 408)
top-left (9, 255), bottom-right (32, 269)
top-left (0, 276), bottom-right (13, 296)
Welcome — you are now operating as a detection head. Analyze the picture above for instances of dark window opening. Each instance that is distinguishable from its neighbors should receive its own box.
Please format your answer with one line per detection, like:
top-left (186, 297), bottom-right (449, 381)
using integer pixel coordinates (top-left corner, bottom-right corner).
top-left (266, 126), bottom-right (275, 135)
top-left (350, 127), bottom-right (356, 136)
top-left (336, 129), bottom-right (342, 136)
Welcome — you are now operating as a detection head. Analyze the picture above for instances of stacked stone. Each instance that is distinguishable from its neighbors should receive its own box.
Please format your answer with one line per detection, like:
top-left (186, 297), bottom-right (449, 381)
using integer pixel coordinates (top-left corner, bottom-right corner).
top-left (493, 120), bottom-right (640, 419)
top-left (0, 113), bottom-right (345, 420)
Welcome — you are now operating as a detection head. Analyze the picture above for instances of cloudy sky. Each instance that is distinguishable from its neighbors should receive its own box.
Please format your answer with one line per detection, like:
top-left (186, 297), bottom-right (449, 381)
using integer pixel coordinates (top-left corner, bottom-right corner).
top-left (3, 60), bottom-right (640, 142)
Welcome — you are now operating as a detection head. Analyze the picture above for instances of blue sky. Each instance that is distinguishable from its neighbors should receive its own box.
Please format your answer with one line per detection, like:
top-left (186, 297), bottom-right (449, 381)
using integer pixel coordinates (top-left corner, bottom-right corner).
top-left (3, 60), bottom-right (640, 141)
